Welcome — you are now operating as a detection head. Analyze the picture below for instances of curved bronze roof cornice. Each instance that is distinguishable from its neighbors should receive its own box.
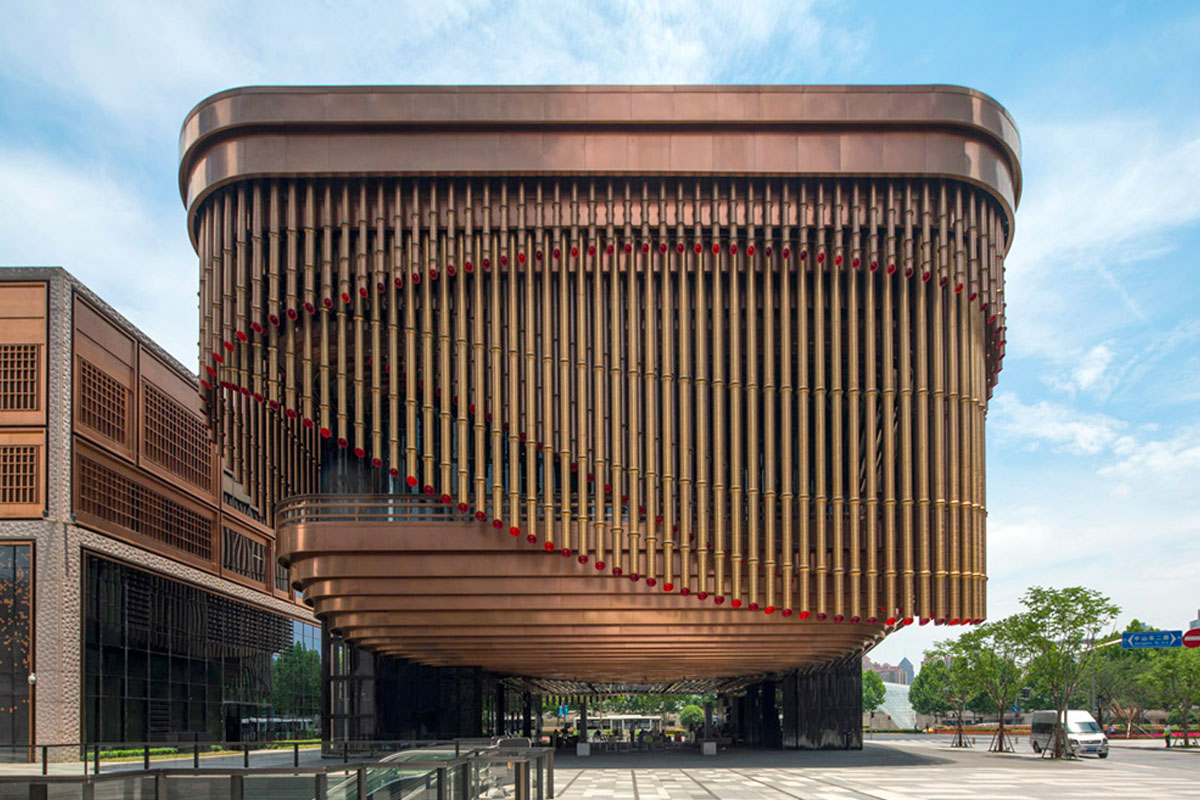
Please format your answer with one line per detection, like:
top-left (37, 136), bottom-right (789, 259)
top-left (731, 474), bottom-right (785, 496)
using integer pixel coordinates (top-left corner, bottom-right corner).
top-left (178, 84), bottom-right (1022, 250)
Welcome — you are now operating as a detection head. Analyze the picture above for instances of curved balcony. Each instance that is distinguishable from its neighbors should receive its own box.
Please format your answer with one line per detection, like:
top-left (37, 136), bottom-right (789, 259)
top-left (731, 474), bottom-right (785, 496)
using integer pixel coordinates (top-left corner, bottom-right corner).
top-left (276, 494), bottom-right (885, 685)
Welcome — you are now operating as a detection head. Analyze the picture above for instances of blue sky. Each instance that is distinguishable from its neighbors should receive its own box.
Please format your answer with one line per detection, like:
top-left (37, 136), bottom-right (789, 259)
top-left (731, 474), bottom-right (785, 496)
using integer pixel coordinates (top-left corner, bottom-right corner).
top-left (2, 1), bottom-right (1197, 669)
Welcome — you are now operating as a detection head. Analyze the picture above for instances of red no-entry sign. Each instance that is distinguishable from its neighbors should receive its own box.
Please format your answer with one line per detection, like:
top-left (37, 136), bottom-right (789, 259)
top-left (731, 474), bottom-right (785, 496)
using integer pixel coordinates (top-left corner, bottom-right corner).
top-left (1184, 628), bottom-right (1200, 648)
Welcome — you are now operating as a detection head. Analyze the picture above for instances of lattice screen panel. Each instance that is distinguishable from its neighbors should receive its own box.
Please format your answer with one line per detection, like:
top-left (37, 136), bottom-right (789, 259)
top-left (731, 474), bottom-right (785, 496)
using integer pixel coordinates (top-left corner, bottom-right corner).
top-left (77, 453), bottom-right (214, 561)
top-left (0, 344), bottom-right (39, 412)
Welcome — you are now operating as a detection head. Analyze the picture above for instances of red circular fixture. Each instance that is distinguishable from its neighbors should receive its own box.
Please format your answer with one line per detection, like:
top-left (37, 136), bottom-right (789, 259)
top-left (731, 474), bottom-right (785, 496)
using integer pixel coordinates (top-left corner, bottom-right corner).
top-left (570, 246), bottom-right (578, 258)
top-left (748, 602), bottom-right (759, 611)
top-left (904, 266), bottom-right (914, 278)
top-left (429, 268), bottom-right (440, 281)
top-left (765, 606), bottom-right (775, 615)
top-left (782, 248), bottom-right (791, 259)
top-left (624, 243), bottom-right (633, 254)
top-left (553, 248), bottom-right (561, 260)
top-left (645, 578), bottom-right (657, 587)
top-left (782, 608), bottom-right (793, 617)
top-left (641, 243), bottom-right (650, 254)
top-left (320, 427), bottom-right (332, 439)
top-left (817, 252), bottom-right (825, 264)
top-left (484, 257), bottom-right (493, 269)
top-left (694, 243), bottom-right (703, 254)
top-left (612, 567), bottom-right (623, 576)
top-left (353, 447), bottom-right (365, 458)
top-left (676, 243), bottom-right (685, 254)
top-left (747, 245), bottom-right (756, 256)
top-left (799, 251), bottom-right (808, 261)
top-left (509, 526), bottom-right (520, 537)
top-left (406, 475), bottom-right (418, 487)
top-left (711, 243), bottom-right (720, 255)
top-left (869, 261), bottom-right (879, 272)
top-left (517, 253), bottom-right (526, 264)
top-left (492, 519), bottom-right (503, 529)
top-left (535, 250), bottom-right (544, 261)
top-left (663, 582), bottom-right (673, 592)
top-left (251, 322), bottom-right (263, 334)
top-left (885, 616), bottom-right (898, 625)
top-left (816, 612), bottom-right (827, 621)
top-left (606, 244), bottom-right (615, 255)
top-left (475, 511), bottom-right (486, 522)
top-left (411, 272), bottom-right (421, 285)
top-left (268, 313), bottom-right (281, 327)
top-left (301, 417), bottom-right (313, 428)
top-left (923, 271), bottom-right (932, 282)
top-left (578, 554), bottom-right (588, 564)
top-left (388, 467), bottom-right (400, 478)
top-left (903, 617), bottom-right (914, 626)
top-left (731, 599), bottom-right (742, 608)
top-left (464, 261), bottom-right (474, 274)
top-left (587, 245), bottom-right (596, 256)
top-left (852, 257), bottom-right (861, 268)
top-left (697, 592), bottom-right (708, 600)
top-left (714, 596), bottom-right (725, 604)
top-left (337, 437), bottom-right (348, 448)
top-left (680, 587), bottom-right (690, 596)
top-left (423, 484), bottom-right (435, 496)
top-left (833, 614), bottom-right (844, 623)
top-left (457, 502), bottom-right (468, 513)
top-left (629, 573), bottom-right (640, 582)
top-left (799, 611), bottom-right (811, 620)
top-left (659, 243), bottom-right (668, 254)
top-left (358, 286), bottom-right (369, 297)
top-left (544, 542), bottom-right (555, 551)
top-left (834, 254), bottom-right (842, 266)
top-left (886, 263), bottom-right (896, 275)
top-left (729, 244), bottom-right (738, 255)
top-left (527, 533), bottom-right (537, 543)
top-left (340, 292), bottom-right (351, 304)
top-left (595, 561), bottom-right (605, 570)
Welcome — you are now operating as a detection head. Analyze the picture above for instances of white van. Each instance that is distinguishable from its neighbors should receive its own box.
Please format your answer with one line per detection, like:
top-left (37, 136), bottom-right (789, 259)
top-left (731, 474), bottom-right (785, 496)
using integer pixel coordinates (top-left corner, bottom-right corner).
top-left (1030, 710), bottom-right (1108, 758)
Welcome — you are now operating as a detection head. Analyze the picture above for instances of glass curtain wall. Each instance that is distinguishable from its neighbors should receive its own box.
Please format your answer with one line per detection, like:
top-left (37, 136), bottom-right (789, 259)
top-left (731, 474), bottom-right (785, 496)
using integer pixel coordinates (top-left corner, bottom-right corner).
top-left (83, 554), bottom-right (319, 744)
top-left (0, 543), bottom-right (32, 758)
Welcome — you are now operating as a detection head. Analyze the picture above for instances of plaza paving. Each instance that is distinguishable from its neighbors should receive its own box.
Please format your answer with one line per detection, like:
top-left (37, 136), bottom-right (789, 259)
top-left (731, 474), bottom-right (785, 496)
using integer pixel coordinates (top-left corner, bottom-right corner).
top-left (554, 738), bottom-right (1200, 799)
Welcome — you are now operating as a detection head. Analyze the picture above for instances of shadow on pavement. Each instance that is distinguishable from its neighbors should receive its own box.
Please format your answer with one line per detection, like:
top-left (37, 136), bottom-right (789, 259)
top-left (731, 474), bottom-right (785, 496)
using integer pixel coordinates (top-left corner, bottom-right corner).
top-left (554, 742), bottom-right (954, 769)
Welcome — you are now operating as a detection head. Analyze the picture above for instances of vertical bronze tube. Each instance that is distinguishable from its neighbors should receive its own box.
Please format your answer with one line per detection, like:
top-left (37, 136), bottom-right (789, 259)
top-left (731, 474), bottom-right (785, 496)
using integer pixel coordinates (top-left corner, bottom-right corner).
top-left (676, 182), bottom-right (693, 593)
top-left (729, 181), bottom-right (744, 605)
top-left (881, 182), bottom-right (898, 619)
top-left (863, 184), bottom-right (879, 622)
top-left (607, 181), bottom-right (625, 573)
top-left (899, 183), bottom-right (915, 619)
top-left (846, 183), bottom-right (862, 622)
top-left (624, 181), bottom-right (641, 575)
top-left (354, 184), bottom-right (368, 459)
top-left (522, 182), bottom-right (539, 543)
top-left (746, 183), bottom-right (761, 608)
top-left (762, 184), bottom-right (778, 612)
top-left (812, 184), bottom-right (828, 619)
top-left (404, 183), bottom-right (419, 485)
top-left (829, 183), bottom-right (845, 621)
top-left (337, 185), bottom-right (351, 451)
top-left (916, 184), bottom-right (932, 620)
top-left (796, 184), bottom-right (811, 616)
top-left (389, 184), bottom-right (402, 480)
top-left (780, 183), bottom-right (794, 614)
top-left (710, 180), bottom-right (726, 599)
top-left (641, 182), bottom-right (658, 582)
top-left (660, 181), bottom-right (676, 589)
top-left (694, 180), bottom-right (711, 596)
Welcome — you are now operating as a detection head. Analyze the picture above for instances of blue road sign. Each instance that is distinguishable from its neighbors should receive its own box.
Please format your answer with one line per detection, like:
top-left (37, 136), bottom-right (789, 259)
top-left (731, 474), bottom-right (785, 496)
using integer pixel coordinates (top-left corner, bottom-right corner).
top-left (1121, 630), bottom-right (1182, 649)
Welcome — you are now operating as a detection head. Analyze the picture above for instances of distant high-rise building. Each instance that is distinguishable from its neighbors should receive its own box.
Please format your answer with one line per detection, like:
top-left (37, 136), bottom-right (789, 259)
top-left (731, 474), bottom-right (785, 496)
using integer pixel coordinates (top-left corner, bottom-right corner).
top-left (898, 657), bottom-right (915, 685)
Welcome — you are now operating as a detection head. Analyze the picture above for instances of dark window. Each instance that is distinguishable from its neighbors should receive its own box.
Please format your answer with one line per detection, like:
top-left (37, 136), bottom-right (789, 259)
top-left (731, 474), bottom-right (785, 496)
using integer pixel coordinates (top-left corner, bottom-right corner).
top-left (0, 544), bottom-right (32, 755)
top-left (82, 555), bottom-right (320, 744)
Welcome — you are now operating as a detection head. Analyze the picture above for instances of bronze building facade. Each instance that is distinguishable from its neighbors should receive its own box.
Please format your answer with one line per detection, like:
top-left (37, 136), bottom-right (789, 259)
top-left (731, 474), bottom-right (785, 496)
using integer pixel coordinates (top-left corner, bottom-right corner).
top-left (0, 268), bottom-right (320, 757)
top-left (180, 85), bottom-right (1020, 746)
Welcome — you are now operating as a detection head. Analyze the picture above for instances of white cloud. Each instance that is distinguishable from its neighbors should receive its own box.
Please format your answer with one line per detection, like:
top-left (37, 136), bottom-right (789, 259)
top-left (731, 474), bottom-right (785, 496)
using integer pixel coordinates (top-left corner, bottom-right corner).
top-left (990, 392), bottom-right (1128, 455)
top-left (0, 148), bottom-right (197, 364)
top-left (1004, 120), bottom-right (1200, 361)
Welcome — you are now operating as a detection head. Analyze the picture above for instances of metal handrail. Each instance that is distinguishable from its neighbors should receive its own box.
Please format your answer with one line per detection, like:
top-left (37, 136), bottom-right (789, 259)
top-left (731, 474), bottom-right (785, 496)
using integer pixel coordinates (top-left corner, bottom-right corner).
top-left (0, 747), bottom-right (556, 800)
top-left (276, 494), bottom-right (460, 527)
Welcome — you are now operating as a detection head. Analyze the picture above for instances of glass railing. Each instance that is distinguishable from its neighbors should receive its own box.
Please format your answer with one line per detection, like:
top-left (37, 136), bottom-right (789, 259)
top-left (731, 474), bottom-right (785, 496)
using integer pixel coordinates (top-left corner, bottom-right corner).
top-left (0, 740), bottom-right (555, 800)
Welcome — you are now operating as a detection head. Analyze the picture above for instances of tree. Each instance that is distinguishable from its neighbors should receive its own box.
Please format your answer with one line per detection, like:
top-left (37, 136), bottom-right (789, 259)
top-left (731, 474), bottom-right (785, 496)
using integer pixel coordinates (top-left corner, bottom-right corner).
top-left (679, 704), bottom-right (705, 730)
top-left (958, 617), bottom-right (1028, 752)
top-left (1097, 657), bottom-right (1153, 737)
top-left (271, 642), bottom-right (321, 717)
top-left (1016, 586), bottom-right (1120, 758)
top-left (928, 641), bottom-right (983, 747)
top-left (1140, 648), bottom-right (1200, 748)
top-left (862, 670), bottom-right (886, 715)
top-left (909, 659), bottom-right (951, 728)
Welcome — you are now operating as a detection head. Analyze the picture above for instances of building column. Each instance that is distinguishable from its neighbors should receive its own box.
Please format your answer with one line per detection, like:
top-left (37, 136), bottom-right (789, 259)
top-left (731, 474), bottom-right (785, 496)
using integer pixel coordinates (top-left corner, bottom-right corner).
top-left (780, 657), bottom-right (863, 750)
